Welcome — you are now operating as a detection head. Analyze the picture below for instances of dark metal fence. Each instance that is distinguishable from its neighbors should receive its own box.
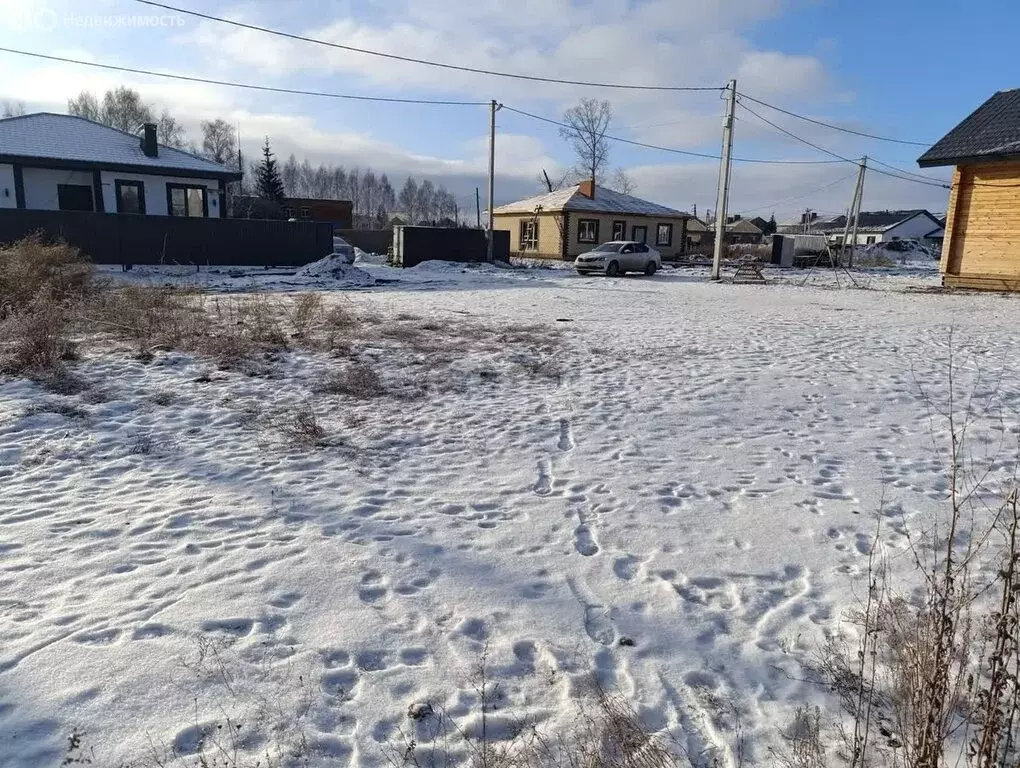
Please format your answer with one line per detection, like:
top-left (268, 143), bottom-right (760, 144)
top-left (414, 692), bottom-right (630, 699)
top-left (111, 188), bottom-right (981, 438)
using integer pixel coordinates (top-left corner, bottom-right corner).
top-left (395, 227), bottom-right (510, 268)
top-left (333, 228), bottom-right (393, 255)
top-left (0, 209), bottom-right (334, 267)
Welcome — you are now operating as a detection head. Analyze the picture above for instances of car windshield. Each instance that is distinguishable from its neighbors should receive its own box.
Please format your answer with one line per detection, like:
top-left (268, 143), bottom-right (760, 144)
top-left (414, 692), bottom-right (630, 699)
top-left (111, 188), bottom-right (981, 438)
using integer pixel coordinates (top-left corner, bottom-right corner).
top-left (592, 243), bottom-right (620, 252)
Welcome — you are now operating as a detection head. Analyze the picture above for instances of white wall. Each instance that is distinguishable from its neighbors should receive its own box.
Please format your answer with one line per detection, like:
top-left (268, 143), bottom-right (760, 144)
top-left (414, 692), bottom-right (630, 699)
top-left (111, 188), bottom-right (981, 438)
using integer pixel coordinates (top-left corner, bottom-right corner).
top-left (0, 164), bottom-right (15, 209)
top-left (98, 171), bottom-right (220, 216)
top-left (22, 168), bottom-right (93, 210)
top-left (884, 213), bottom-right (941, 241)
top-left (17, 166), bottom-right (221, 215)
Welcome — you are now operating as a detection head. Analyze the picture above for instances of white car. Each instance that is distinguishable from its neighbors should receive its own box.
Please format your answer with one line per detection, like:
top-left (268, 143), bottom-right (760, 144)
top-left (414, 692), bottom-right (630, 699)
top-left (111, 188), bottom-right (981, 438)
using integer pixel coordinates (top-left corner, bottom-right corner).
top-left (574, 241), bottom-right (661, 276)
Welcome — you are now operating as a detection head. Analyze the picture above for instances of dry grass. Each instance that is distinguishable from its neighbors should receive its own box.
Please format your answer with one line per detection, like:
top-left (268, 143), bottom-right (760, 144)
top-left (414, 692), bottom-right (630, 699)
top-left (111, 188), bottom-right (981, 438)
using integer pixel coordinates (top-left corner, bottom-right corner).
top-left (385, 682), bottom-right (686, 768)
top-left (0, 233), bottom-right (93, 316)
top-left (0, 292), bottom-right (78, 375)
top-left (318, 362), bottom-right (386, 398)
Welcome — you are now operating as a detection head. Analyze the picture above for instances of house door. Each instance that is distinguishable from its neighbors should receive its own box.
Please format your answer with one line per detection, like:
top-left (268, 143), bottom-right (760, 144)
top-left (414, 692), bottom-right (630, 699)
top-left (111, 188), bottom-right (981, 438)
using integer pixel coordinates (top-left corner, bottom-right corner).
top-left (632, 225), bottom-right (647, 244)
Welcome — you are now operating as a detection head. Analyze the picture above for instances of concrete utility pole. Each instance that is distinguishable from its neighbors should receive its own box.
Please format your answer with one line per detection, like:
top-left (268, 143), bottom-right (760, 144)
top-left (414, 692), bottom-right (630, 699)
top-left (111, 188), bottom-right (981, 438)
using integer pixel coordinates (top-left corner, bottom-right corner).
top-left (486, 100), bottom-right (501, 263)
top-left (847, 156), bottom-right (867, 268)
top-left (711, 79), bottom-right (737, 281)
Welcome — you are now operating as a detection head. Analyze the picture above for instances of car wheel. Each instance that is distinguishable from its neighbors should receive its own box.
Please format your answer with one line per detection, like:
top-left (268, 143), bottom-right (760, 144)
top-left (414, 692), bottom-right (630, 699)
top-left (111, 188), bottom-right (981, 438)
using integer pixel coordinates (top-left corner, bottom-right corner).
top-left (606, 261), bottom-right (620, 277)
top-left (644, 260), bottom-right (658, 276)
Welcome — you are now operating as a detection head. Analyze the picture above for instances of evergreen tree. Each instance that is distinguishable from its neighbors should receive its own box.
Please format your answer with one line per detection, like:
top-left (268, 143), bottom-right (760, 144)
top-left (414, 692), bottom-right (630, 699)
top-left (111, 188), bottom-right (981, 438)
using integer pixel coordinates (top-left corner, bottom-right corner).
top-left (255, 137), bottom-right (286, 203)
top-left (765, 213), bottom-right (777, 236)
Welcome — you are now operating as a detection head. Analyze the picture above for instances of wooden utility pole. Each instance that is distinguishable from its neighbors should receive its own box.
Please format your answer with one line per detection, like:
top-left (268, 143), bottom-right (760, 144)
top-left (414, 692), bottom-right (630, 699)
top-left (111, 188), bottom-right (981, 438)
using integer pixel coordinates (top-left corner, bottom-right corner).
top-left (711, 79), bottom-right (737, 281)
top-left (475, 187), bottom-right (481, 228)
top-left (486, 100), bottom-right (500, 263)
top-left (847, 156), bottom-right (867, 268)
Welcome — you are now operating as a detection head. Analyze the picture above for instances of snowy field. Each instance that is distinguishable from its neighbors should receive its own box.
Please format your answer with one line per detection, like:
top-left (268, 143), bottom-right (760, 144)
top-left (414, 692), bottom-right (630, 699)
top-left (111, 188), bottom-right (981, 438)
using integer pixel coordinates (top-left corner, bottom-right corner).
top-left (3, 260), bottom-right (1020, 766)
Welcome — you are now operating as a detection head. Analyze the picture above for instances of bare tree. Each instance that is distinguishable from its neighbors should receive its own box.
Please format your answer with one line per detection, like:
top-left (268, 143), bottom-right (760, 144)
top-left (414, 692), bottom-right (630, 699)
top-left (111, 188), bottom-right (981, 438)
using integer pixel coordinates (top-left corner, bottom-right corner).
top-left (201, 119), bottom-right (237, 165)
top-left (2, 100), bottom-right (26, 118)
top-left (67, 90), bottom-right (101, 122)
top-left (281, 154), bottom-right (300, 197)
top-left (156, 109), bottom-right (186, 149)
top-left (101, 86), bottom-right (153, 132)
top-left (537, 168), bottom-right (575, 193)
top-left (560, 98), bottom-right (613, 186)
top-left (609, 167), bottom-right (636, 195)
top-left (398, 177), bottom-right (418, 223)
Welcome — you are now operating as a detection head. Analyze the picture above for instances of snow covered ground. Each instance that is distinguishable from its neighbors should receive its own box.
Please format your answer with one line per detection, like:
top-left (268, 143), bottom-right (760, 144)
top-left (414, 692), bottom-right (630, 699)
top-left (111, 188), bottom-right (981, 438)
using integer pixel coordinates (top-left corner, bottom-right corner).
top-left (3, 261), bottom-right (1020, 766)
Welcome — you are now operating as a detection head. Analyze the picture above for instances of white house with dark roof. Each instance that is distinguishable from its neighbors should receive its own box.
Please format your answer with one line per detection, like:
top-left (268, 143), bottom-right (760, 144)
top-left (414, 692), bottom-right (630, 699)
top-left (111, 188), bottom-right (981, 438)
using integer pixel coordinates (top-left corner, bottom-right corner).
top-left (0, 112), bottom-right (241, 218)
top-left (492, 180), bottom-right (700, 259)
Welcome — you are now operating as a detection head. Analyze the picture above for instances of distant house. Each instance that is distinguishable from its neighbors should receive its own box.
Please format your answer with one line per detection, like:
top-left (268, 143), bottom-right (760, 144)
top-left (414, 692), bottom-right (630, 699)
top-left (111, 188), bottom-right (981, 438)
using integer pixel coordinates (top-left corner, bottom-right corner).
top-left (815, 210), bottom-right (944, 245)
top-left (492, 180), bottom-right (694, 260)
top-left (918, 89), bottom-right (1020, 290)
top-left (282, 197), bottom-right (353, 229)
top-left (0, 112), bottom-right (240, 217)
top-left (725, 216), bottom-right (763, 244)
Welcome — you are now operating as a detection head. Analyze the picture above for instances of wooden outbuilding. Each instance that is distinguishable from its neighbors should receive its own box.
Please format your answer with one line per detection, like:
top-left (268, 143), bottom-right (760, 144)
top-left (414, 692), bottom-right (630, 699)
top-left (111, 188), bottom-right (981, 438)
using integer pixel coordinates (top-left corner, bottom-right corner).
top-left (918, 89), bottom-right (1020, 290)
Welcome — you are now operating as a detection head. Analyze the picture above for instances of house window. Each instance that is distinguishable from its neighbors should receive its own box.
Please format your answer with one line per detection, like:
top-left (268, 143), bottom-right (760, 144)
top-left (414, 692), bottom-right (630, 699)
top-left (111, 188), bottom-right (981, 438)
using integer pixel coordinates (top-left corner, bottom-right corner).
top-left (300, 207), bottom-right (311, 219)
top-left (284, 207), bottom-right (296, 218)
top-left (115, 180), bottom-right (145, 214)
top-left (167, 184), bottom-right (207, 217)
top-left (866, 236), bottom-right (876, 244)
top-left (57, 184), bottom-right (94, 212)
top-left (656, 223), bottom-right (673, 247)
top-left (578, 218), bottom-right (599, 244)
top-left (612, 220), bottom-right (626, 241)
top-left (632, 225), bottom-right (647, 244)
top-left (519, 219), bottom-right (539, 251)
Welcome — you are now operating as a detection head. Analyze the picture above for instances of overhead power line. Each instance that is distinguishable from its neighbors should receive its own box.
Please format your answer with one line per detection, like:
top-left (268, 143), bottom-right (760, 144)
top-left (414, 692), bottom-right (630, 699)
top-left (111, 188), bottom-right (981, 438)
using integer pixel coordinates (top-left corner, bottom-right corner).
top-left (0, 47), bottom-right (488, 106)
top-left (736, 92), bottom-right (934, 147)
top-left (737, 101), bottom-right (951, 189)
top-left (503, 104), bottom-right (845, 166)
top-left (734, 171), bottom-right (859, 215)
top-left (134, 0), bottom-right (723, 93)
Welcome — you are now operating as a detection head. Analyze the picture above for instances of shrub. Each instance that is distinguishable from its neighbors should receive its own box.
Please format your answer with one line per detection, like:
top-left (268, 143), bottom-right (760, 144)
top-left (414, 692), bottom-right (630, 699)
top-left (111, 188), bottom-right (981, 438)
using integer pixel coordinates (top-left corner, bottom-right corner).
top-left (318, 362), bottom-right (386, 398)
top-left (0, 234), bottom-right (93, 316)
top-left (0, 292), bottom-right (76, 375)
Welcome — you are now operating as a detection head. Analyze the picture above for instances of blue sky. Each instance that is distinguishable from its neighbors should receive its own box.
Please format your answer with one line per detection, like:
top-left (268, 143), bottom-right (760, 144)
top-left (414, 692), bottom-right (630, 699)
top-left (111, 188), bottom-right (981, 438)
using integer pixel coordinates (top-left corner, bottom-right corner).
top-left (0, 0), bottom-right (1013, 219)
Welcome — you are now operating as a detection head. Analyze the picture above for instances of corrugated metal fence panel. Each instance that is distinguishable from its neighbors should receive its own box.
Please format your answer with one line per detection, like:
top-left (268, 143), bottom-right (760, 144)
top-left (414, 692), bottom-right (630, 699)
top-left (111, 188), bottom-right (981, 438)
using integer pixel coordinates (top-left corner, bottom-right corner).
top-left (396, 227), bottom-right (509, 268)
top-left (0, 209), bottom-right (333, 266)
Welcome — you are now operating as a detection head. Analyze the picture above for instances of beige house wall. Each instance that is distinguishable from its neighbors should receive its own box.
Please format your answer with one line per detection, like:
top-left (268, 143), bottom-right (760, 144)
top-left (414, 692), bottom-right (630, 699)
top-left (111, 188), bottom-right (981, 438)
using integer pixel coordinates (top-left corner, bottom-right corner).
top-left (495, 209), bottom-right (699, 260)
top-left (564, 212), bottom-right (691, 258)
top-left (493, 212), bottom-right (564, 258)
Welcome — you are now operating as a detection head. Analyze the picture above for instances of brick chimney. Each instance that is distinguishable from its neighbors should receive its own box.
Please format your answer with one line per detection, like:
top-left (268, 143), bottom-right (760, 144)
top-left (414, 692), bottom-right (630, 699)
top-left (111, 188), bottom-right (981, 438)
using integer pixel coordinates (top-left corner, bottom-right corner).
top-left (578, 178), bottom-right (595, 199)
top-left (141, 123), bottom-right (158, 157)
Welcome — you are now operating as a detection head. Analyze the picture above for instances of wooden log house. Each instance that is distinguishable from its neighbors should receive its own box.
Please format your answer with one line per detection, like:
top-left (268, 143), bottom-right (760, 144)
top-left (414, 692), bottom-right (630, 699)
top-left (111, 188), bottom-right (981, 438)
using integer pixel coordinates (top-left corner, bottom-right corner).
top-left (918, 89), bottom-right (1020, 291)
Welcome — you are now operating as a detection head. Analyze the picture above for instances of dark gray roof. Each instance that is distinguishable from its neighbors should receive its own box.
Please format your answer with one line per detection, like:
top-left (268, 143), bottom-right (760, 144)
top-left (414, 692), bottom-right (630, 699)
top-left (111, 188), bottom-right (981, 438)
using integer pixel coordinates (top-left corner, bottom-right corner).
top-left (918, 89), bottom-right (1020, 167)
top-left (814, 210), bottom-right (938, 233)
top-left (0, 112), bottom-right (241, 178)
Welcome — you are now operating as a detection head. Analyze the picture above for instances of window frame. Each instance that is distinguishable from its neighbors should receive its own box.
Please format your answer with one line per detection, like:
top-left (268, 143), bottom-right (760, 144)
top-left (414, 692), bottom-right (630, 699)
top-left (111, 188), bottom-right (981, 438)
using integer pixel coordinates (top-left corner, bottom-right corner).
top-left (611, 220), bottom-right (626, 241)
top-left (656, 223), bottom-right (673, 247)
top-left (56, 183), bottom-right (94, 212)
top-left (114, 179), bottom-right (146, 215)
top-left (165, 183), bottom-right (209, 217)
top-left (519, 219), bottom-right (539, 251)
top-left (300, 206), bottom-right (311, 219)
top-left (577, 218), bottom-right (599, 244)
top-left (866, 235), bottom-right (876, 245)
